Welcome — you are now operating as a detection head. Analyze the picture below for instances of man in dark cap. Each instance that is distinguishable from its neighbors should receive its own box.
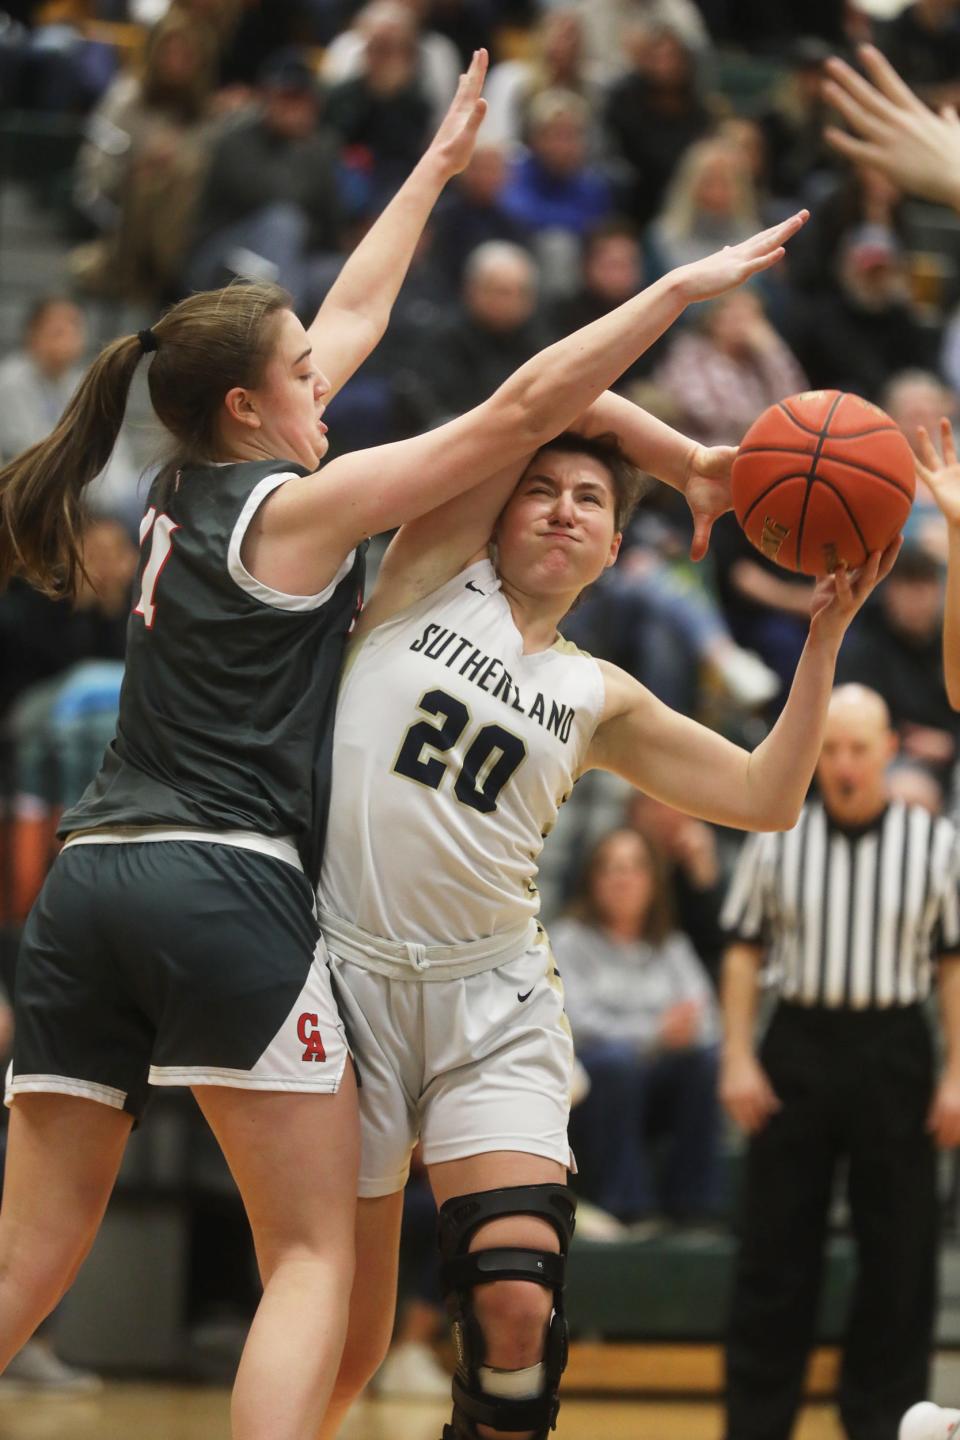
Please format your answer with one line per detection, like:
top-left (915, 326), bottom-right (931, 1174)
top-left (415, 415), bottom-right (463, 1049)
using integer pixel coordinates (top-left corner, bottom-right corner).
top-left (183, 48), bottom-right (343, 309)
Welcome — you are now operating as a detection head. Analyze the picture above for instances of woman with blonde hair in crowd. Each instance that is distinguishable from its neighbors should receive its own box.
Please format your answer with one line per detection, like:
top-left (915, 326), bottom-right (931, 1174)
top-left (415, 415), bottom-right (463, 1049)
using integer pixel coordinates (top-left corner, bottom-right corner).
top-left (648, 136), bottom-right (761, 273)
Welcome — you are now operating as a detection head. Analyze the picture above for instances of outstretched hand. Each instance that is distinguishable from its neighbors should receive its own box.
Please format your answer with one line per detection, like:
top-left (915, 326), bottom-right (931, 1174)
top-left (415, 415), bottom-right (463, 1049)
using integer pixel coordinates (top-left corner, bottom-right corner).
top-left (823, 45), bottom-right (960, 209)
top-left (675, 211), bottom-right (809, 305)
top-left (916, 418), bottom-right (960, 527)
top-left (809, 539), bottom-right (902, 639)
top-left (427, 49), bottom-right (489, 180)
top-left (683, 444), bottom-right (737, 561)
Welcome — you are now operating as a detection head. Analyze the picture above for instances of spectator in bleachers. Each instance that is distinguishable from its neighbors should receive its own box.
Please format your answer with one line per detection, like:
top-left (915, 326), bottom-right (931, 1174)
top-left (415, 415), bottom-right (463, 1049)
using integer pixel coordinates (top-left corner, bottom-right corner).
top-left (323, 0), bottom-right (458, 125)
top-left (783, 223), bottom-right (941, 401)
top-left (429, 140), bottom-right (530, 288)
top-left (553, 827), bottom-right (723, 1227)
top-left (837, 543), bottom-right (960, 802)
top-left (0, 298), bottom-right (141, 524)
top-left (788, 162), bottom-right (910, 297)
top-left (573, 0), bottom-right (710, 76)
top-left (325, 3), bottom-right (434, 209)
top-left (550, 220), bottom-right (666, 387)
top-left (481, 8), bottom-right (604, 150)
top-left (759, 35), bottom-right (839, 206)
top-left (70, 9), bottom-right (220, 301)
top-left (625, 792), bottom-right (727, 980)
top-left (604, 24), bottom-right (712, 226)
top-left (882, 369), bottom-right (956, 563)
top-left (877, 0), bottom-right (960, 108)
top-left (184, 48), bottom-right (343, 312)
top-left (412, 239), bottom-right (547, 421)
top-left (500, 87), bottom-right (613, 294)
top-left (426, 0), bottom-right (496, 69)
top-left (653, 288), bottom-right (807, 447)
top-left (709, 510), bottom-right (814, 702)
top-left (647, 136), bottom-right (760, 274)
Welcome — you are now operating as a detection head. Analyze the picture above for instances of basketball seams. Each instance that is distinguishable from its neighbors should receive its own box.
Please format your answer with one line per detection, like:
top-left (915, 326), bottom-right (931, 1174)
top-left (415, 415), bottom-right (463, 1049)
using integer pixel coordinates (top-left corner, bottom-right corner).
top-left (738, 446), bottom-right (915, 498)
top-left (808, 476), bottom-right (869, 569)
top-left (741, 473), bottom-right (811, 530)
top-left (795, 392), bottom-right (844, 570)
top-left (780, 395), bottom-right (897, 442)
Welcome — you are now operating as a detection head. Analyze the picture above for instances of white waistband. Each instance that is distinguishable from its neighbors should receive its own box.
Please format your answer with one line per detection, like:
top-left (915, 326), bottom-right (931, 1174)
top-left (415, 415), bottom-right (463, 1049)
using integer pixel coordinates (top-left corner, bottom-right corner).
top-left (317, 906), bottom-right (538, 981)
top-left (62, 827), bottom-right (303, 872)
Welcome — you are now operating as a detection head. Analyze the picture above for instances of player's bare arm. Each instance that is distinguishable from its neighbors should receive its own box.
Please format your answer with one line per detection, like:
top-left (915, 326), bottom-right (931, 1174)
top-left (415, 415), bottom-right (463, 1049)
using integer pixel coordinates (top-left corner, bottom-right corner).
top-left (292, 218), bottom-right (807, 607)
top-left (306, 50), bottom-right (489, 401)
top-left (823, 44), bottom-right (960, 210)
top-left (916, 419), bottom-right (960, 709)
top-left (586, 541), bottom-right (900, 830)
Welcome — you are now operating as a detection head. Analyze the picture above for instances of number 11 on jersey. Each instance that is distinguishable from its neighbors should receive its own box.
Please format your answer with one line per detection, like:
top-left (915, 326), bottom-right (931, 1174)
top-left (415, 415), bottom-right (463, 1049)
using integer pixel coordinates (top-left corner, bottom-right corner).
top-left (134, 507), bottom-right (179, 629)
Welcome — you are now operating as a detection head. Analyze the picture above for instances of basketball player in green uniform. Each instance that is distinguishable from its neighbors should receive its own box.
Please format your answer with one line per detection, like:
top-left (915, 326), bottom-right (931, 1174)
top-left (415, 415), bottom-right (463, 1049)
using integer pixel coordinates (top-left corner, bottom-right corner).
top-left (0, 45), bottom-right (807, 1432)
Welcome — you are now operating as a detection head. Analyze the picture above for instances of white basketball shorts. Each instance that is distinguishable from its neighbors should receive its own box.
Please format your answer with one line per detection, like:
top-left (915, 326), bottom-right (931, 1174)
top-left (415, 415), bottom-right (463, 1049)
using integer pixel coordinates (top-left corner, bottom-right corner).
top-left (325, 926), bottom-right (575, 1198)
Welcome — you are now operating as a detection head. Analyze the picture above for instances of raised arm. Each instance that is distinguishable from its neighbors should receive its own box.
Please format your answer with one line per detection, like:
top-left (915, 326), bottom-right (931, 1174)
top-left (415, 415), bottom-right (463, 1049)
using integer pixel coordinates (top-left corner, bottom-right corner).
top-left (823, 44), bottom-right (960, 210)
top-left (307, 50), bottom-right (489, 401)
top-left (251, 213), bottom-right (808, 595)
top-left (362, 392), bottom-right (736, 631)
top-left (916, 419), bottom-right (960, 709)
top-left (587, 541), bottom-right (901, 831)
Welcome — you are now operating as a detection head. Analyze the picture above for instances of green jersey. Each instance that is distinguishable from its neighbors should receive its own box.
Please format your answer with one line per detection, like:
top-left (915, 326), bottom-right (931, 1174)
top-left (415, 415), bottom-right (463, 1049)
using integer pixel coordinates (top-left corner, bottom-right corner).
top-left (60, 459), bottom-right (366, 883)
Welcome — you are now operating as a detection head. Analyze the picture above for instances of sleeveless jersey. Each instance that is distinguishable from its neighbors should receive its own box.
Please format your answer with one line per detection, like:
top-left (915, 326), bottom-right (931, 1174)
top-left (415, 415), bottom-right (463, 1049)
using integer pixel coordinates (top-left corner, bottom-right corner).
top-left (60, 460), bottom-right (365, 883)
top-left (318, 557), bottom-right (606, 943)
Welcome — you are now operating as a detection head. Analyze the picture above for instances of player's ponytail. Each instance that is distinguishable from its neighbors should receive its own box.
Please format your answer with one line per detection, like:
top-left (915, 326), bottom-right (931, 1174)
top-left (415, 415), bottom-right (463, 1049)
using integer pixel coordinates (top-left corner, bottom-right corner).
top-left (0, 332), bottom-right (144, 599)
top-left (0, 278), bottom-right (291, 601)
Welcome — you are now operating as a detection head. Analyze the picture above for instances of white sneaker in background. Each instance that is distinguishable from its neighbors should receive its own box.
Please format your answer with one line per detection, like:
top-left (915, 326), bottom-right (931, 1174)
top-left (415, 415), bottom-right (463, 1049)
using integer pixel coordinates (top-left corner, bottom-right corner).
top-left (712, 646), bottom-right (781, 709)
top-left (573, 1200), bottom-right (628, 1242)
top-left (0, 1340), bottom-right (103, 1397)
top-left (373, 1341), bottom-right (451, 1399)
top-left (900, 1402), bottom-right (960, 1440)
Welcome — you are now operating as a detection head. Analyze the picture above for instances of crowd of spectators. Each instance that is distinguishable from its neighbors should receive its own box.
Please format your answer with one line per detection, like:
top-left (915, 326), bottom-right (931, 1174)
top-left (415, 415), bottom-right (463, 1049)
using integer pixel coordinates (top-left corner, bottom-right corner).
top-left (3, 0), bottom-right (960, 1402)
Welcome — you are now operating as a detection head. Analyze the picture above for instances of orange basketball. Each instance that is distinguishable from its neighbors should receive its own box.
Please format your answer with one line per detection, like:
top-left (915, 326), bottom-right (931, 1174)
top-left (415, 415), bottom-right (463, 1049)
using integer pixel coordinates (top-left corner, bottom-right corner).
top-left (731, 390), bottom-right (916, 576)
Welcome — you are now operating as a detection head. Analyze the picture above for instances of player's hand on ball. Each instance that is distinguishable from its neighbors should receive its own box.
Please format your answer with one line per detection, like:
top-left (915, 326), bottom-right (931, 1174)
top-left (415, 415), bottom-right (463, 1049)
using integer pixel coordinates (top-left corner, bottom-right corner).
top-left (720, 1050), bottom-right (781, 1135)
top-left (428, 49), bottom-right (488, 178)
top-left (928, 1071), bottom-right (960, 1148)
top-left (674, 211), bottom-right (809, 304)
top-left (684, 444), bottom-right (736, 561)
top-left (823, 45), bottom-right (960, 210)
top-left (808, 538), bottom-right (903, 638)
top-left (916, 418), bottom-right (960, 528)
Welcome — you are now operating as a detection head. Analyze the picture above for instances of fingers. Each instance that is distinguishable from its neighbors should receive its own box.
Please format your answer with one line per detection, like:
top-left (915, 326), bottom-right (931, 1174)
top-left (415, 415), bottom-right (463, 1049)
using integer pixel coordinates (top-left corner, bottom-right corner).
top-left (876, 536), bottom-right (904, 582)
top-left (822, 78), bottom-right (891, 141)
top-left (743, 246), bottom-right (786, 279)
top-left (823, 52), bottom-right (901, 122)
top-left (464, 47), bottom-right (488, 94)
top-left (858, 42), bottom-right (926, 112)
top-left (916, 423), bottom-right (941, 472)
top-left (943, 415), bottom-right (957, 467)
top-left (823, 124), bottom-right (879, 166)
top-left (689, 516), bottom-right (710, 564)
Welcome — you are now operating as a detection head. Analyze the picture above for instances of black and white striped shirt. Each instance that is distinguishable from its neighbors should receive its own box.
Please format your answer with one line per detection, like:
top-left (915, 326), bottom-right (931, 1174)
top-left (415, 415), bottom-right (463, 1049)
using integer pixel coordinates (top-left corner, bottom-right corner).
top-left (721, 801), bottom-right (960, 1009)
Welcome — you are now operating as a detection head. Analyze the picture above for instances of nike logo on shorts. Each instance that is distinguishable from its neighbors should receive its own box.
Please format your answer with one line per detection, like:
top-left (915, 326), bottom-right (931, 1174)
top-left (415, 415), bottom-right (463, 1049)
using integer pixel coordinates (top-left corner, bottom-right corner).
top-left (466, 581), bottom-right (484, 594)
top-left (517, 987), bottom-right (535, 1003)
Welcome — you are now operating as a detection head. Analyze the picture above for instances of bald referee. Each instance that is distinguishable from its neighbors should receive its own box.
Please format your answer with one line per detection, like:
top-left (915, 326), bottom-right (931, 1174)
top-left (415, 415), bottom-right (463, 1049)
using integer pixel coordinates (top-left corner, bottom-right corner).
top-left (719, 684), bottom-right (960, 1440)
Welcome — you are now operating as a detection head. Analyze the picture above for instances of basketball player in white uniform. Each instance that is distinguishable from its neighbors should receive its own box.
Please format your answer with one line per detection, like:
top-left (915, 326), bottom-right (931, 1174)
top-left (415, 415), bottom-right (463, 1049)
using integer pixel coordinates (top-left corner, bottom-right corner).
top-left (314, 392), bottom-right (901, 1440)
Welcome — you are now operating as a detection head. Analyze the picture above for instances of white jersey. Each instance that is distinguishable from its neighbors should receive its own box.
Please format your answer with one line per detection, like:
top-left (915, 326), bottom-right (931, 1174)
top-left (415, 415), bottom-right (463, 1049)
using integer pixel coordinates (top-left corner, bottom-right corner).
top-left (319, 558), bottom-right (606, 944)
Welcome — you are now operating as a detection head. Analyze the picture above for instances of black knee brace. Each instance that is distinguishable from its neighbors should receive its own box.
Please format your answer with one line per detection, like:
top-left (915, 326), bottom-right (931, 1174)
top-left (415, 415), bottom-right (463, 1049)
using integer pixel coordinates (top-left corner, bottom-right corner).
top-left (437, 1183), bottom-right (577, 1440)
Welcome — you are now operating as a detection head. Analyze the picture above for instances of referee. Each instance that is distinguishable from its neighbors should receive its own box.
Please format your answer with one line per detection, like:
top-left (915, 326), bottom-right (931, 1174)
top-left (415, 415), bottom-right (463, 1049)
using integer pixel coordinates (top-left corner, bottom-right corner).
top-left (719, 684), bottom-right (960, 1440)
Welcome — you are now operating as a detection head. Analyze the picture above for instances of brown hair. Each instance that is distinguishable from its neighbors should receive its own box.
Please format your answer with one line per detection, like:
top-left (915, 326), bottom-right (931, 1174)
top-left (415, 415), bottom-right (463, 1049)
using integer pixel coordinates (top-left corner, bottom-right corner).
top-left (534, 430), bottom-right (649, 531)
top-left (142, 11), bottom-right (219, 119)
top-left (0, 280), bottom-right (291, 600)
top-left (566, 826), bottom-right (674, 944)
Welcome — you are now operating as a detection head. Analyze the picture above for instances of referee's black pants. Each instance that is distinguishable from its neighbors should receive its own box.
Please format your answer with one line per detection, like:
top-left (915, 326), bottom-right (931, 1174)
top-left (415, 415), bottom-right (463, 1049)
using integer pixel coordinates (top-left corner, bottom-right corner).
top-left (724, 1002), bottom-right (939, 1440)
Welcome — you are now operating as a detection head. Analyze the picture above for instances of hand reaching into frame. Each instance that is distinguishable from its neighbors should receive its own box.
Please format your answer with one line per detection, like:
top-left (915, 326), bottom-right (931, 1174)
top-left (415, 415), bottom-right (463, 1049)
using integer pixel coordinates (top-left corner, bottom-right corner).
top-left (823, 45), bottom-right (960, 210)
top-left (674, 212), bottom-right (809, 305)
top-left (426, 49), bottom-right (489, 181)
top-left (916, 418), bottom-right (960, 529)
top-left (808, 538), bottom-right (903, 643)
